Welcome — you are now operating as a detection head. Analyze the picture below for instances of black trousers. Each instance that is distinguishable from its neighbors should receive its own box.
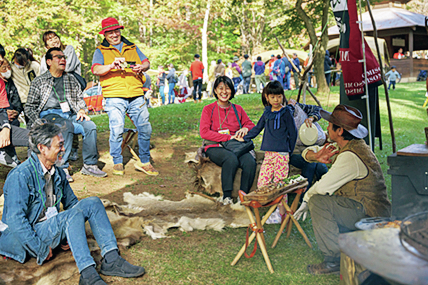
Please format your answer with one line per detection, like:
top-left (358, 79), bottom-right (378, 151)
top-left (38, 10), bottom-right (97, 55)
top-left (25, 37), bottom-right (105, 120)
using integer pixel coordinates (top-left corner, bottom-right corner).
top-left (205, 147), bottom-right (256, 198)
top-left (192, 79), bottom-right (203, 100)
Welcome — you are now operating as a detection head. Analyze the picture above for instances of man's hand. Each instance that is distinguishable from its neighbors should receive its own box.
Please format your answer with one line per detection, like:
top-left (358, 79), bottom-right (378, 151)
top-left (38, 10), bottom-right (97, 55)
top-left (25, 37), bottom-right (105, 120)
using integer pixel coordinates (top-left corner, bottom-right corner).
top-left (234, 127), bottom-right (249, 138)
top-left (294, 201), bottom-right (309, 221)
top-left (6, 110), bottom-right (18, 120)
top-left (110, 58), bottom-right (124, 70)
top-left (46, 247), bottom-right (53, 261)
top-left (314, 144), bottom-right (339, 164)
top-left (304, 117), bottom-right (314, 127)
top-left (288, 98), bottom-right (297, 106)
top-left (133, 61), bottom-right (150, 74)
top-left (76, 110), bottom-right (90, 121)
top-left (0, 128), bottom-right (11, 148)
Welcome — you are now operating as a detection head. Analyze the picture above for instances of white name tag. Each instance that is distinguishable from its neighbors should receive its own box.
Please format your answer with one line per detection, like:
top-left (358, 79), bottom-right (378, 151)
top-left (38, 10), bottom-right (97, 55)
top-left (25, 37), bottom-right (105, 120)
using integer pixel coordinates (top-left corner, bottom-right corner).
top-left (46, 207), bottom-right (58, 220)
top-left (218, 129), bottom-right (230, 135)
top-left (60, 101), bottom-right (71, 113)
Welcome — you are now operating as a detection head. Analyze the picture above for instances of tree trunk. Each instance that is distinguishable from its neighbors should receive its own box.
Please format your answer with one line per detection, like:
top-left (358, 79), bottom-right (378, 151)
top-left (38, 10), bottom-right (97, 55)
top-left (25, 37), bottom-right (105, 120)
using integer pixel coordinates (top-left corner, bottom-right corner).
top-left (295, 0), bottom-right (330, 94)
top-left (149, 0), bottom-right (153, 48)
top-left (202, 0), bottom-right (211, 83)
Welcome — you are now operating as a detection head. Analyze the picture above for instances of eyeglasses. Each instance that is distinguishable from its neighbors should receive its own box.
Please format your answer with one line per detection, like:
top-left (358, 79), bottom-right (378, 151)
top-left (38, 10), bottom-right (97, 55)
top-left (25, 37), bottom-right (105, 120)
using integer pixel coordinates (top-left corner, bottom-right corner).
top-left (52, 55), bottom-right (67, 60)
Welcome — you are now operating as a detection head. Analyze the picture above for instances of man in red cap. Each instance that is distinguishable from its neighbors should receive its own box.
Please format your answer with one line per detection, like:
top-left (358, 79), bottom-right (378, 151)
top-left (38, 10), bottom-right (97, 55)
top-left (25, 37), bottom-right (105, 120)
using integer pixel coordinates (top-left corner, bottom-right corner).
top-left (92, 17), bottom-right (157, 177)
top-left (293, 104), bottom-right (391, 275)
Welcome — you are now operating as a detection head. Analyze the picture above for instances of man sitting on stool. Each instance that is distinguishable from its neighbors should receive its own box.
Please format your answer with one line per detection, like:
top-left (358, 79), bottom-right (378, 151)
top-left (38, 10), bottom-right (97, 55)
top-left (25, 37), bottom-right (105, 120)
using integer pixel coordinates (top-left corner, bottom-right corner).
top-left (0, 122), bottom-right (145, 285)
top-left (25, 47), bottom-right (106, 182)
top-left (294, 105), bottom-right (391, 275)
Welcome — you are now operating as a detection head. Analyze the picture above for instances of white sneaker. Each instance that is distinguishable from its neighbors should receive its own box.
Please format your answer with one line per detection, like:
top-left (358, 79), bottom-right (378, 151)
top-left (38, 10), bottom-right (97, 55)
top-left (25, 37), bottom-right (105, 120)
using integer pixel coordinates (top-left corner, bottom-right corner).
top-left (223, 197), bottom-right (233, 206)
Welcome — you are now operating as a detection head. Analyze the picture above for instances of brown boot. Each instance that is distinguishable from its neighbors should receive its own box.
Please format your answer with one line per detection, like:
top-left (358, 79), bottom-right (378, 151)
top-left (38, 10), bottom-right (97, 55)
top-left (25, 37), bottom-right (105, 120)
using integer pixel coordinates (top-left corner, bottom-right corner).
top-left (113, 163), bottom-right (124, 176)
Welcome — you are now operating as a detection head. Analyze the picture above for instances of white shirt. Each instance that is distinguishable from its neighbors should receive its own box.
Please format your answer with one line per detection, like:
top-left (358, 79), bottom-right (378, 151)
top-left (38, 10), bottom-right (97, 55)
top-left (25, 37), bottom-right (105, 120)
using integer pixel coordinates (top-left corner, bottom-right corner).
top-left (301, 143), bottom-right (368, 203)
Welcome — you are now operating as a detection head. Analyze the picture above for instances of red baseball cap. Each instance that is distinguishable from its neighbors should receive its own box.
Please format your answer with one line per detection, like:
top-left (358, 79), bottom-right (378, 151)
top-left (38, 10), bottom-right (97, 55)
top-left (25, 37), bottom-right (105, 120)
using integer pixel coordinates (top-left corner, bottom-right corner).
top-left (99, 17), bottom-right (124, 35)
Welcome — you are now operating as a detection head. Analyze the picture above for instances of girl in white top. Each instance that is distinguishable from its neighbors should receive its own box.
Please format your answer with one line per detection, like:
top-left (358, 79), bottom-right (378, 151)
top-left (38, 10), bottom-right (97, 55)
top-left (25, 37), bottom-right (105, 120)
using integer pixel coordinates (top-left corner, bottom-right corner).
top-left (10, 48), bottom-right (40, 104)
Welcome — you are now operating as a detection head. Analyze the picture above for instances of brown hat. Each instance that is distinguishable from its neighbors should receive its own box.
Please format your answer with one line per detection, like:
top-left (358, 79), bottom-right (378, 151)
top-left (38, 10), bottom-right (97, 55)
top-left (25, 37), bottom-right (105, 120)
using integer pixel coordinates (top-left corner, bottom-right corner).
top-left (99, 17), bottom-right (124, 35)
top-left (320, 104), bottom-right (368, 139)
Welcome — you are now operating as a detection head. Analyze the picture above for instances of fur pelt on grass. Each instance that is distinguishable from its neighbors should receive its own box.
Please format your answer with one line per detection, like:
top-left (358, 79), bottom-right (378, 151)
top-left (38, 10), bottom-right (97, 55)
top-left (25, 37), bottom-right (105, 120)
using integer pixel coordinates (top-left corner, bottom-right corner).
top-left (0, 192), bottom-right (250, 284)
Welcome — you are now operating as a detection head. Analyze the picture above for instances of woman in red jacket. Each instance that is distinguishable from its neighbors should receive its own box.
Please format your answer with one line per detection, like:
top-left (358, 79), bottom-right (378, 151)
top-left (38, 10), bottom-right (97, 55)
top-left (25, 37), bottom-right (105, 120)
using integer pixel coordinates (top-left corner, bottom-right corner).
top-left (199, 76), bottom-right (256, 205)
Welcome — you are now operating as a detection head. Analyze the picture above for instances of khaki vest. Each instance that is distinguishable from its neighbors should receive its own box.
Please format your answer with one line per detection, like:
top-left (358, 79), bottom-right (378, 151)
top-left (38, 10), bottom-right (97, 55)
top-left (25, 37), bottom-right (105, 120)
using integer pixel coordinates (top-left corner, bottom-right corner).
top-left (335, 139), bottom-right (391, 217)
top-left (98, 38), bottom-right (146, 98)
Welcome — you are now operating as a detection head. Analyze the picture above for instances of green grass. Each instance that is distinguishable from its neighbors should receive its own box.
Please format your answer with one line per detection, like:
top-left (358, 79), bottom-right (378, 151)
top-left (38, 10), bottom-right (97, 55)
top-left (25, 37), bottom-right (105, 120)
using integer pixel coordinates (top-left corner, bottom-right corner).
top-left (92, 82), bottom-right (427, 284)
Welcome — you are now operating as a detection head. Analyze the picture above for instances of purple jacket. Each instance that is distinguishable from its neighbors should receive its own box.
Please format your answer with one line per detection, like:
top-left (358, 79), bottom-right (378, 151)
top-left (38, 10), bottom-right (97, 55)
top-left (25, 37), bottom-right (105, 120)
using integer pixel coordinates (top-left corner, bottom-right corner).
top-left (231, 62), bottom-right (241, 74)
top-left (254, 61), bottom-right (265, 76)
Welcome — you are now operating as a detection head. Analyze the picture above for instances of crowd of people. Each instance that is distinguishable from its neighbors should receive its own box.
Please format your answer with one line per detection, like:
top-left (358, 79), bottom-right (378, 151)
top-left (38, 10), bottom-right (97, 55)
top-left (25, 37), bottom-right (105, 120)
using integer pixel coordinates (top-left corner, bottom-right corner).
top-left (0, 16), bottom-right (393, 284)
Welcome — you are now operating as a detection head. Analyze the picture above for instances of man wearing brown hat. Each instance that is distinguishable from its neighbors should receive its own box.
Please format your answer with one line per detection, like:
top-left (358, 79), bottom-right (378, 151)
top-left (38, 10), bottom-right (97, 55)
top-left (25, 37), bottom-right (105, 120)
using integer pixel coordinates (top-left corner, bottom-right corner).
top-left (92, 17), bottom-right (158, 176)
top-left (294, 104), bottom-right (391, 275)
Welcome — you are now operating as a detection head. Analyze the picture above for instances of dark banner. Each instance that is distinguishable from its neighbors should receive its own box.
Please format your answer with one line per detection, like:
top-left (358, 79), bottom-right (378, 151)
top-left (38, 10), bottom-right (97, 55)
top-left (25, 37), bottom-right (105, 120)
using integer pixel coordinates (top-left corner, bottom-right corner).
top-left (330, 0), bottom-right (382, 99)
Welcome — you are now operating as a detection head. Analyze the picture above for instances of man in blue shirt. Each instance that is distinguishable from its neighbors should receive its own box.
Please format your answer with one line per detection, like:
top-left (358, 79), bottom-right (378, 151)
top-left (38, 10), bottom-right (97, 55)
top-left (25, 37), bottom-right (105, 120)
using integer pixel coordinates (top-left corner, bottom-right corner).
top-left (281, 56), bottom-right (291, 90)
top-left (254, 56), bottom-right (266, 93)
top-left (292, 53), bottom-right (301, 90)
top-left (0, 123), bottom-right (146, 285)
top-left (272, 55), bottom-right (285, 89)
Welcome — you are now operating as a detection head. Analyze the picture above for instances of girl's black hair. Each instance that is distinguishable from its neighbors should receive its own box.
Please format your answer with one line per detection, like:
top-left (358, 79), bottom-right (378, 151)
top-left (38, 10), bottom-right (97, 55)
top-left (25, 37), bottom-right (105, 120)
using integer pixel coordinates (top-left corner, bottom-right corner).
top-left (212, 76), bottom-right (235, 100)
top-left (261, 81), bottom-right (287, 107)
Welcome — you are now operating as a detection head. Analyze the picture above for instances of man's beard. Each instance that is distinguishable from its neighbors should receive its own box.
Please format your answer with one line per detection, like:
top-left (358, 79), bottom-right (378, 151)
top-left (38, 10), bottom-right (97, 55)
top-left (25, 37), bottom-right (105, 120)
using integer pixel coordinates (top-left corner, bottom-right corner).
top-left (55, 151), bottom-right (65, 167)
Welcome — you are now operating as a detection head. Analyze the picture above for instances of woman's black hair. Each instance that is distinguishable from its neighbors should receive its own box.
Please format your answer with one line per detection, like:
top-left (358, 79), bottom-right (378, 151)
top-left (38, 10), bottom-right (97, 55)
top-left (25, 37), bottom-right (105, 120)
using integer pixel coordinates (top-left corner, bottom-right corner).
top-left (261, 81), bottom-right (287, 107)
top-left (12, 47), bottom-right (39, 66)
top-left (12, 48), bottom-right (30, 66)
top-left (26, 48), bottom-right (38, 63)
top-left (212, 76), bottom-right (235, 100)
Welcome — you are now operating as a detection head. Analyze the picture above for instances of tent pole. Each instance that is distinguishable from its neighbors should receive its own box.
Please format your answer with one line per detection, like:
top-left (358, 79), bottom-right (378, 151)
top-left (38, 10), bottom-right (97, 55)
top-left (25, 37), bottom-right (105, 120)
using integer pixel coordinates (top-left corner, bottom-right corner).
top-left (365, 0), bottom-right (397, 153)
top-left (358, 0), bottom-right (373, 150)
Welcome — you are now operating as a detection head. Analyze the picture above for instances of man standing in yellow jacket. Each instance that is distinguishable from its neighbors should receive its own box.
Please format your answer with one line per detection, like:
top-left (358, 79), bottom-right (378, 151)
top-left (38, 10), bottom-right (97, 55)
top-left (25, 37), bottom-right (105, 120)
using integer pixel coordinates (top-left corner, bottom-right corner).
top-left (92, 17), bottom-right (158, 176)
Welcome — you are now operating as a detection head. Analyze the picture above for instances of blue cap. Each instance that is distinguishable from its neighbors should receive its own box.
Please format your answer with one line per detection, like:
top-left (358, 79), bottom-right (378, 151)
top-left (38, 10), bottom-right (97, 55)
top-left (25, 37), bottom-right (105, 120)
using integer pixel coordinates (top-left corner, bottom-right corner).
top-left (194, 54), bottom-right (200, 58)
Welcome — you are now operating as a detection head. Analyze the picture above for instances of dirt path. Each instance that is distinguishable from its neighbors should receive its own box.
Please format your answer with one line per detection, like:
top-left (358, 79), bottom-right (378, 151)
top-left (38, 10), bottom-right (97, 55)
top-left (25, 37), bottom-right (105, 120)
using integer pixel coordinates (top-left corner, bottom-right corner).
top-left (1, 131), bottom-right (198, 203)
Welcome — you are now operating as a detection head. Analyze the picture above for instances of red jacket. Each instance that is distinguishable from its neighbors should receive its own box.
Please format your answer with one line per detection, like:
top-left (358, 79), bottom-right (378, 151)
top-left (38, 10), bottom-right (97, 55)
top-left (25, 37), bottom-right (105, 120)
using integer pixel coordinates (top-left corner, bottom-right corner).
top-left (200, 102), bottom-right (255, 150)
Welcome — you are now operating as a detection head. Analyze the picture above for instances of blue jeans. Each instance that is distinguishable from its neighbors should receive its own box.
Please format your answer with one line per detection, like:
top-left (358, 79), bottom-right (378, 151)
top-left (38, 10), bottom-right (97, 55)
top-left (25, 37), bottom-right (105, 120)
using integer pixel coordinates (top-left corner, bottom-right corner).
top-left (243, 76), bottom-right (251, 94)
top-left (159, 86), bottom-right (165, 104)
top-left (284, 72), bottom-right (291, 90)
top-left (42, 112), bottom-right (98, 169)
top-left (289, 153), bottom-right (328, 189)
top-left (232, 77), bottom-right (241, 92)
top-left (104, 97), bottom-right (152, 165)
top-left (192, 79), bottom-right (203, 100)
top-left (388, 80), bottom-right (396, 90)
top-left (168, 83), bottom-right (175, 104)
top-left (325, 73), bottom-right (331, 86)
top-left (34, 197), bottom-right (118, 273)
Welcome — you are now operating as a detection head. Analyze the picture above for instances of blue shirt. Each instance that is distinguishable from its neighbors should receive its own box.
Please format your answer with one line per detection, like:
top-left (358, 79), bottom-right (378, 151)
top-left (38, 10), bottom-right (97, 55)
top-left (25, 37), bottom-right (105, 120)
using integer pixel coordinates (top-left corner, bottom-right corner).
top-left (272, 59), bottom-right (285, 77)
top-left (244, 106), bottom-right (297, 153)
top-left (0, 153), bottom-right (78, 264)
top-left (292, 58), bottom-right (301, 73)
top-left (385, 70), bottom-right (400, 81)
top-left (254, 61), bottom-right (265, 76)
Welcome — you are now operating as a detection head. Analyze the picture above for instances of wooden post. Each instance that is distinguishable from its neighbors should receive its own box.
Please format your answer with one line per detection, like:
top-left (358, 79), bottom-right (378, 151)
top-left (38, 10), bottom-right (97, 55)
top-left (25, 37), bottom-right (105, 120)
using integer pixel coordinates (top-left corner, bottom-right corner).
top-left (365, 0), bottom-right (397, 153)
